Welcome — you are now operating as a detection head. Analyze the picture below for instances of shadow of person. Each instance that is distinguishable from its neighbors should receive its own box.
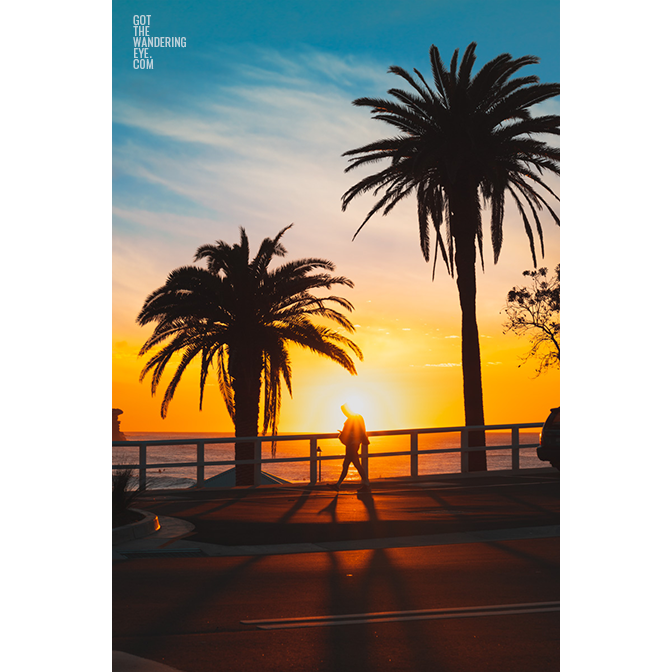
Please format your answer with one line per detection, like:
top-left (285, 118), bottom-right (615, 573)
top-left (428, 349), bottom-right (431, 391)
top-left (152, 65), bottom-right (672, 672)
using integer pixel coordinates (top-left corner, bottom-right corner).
top-left (357, 488), bottom-right (378, 524)
top-left (318, 494), bottom-right (339, 523)
top-left (322, 540), bottom-right (446, 671)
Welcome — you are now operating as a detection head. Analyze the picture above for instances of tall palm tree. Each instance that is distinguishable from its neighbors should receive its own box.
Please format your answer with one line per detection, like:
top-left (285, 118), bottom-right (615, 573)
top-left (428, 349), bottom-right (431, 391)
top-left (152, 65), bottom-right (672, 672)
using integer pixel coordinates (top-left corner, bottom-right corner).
top-left (137, 225), bottom-right (363, 485)
top-left (342, 43), bottom-right (559, 471)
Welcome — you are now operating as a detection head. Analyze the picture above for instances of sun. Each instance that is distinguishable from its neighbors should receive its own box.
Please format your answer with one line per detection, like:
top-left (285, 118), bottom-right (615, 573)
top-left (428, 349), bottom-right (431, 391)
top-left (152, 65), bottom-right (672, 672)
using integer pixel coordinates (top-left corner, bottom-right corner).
top-left (341, 392), bottom-right (371, 418)
top-left (317, 381), bottom-right (393, 432)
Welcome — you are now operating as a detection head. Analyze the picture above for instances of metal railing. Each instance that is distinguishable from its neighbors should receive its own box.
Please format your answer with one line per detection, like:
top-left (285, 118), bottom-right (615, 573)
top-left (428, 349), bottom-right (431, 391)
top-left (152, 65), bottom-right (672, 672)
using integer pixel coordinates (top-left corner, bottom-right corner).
top-left (112, 422), bottom-right (545, 489)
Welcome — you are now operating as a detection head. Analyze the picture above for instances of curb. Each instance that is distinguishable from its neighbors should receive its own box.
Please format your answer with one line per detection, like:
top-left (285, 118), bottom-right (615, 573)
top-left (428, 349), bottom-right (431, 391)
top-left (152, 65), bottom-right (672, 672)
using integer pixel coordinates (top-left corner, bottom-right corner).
top-left (113, 509), bottom-right (161, 546)
top-left (113, 650), bottom-right (186, 671)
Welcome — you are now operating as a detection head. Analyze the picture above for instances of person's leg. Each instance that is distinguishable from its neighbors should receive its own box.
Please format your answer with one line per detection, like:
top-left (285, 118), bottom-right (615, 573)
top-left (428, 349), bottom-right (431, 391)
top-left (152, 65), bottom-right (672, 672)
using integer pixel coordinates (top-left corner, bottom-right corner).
top-left (350, 451), bottom-right (370, 486)
top-left (336, 454), bottom-right (352, 486)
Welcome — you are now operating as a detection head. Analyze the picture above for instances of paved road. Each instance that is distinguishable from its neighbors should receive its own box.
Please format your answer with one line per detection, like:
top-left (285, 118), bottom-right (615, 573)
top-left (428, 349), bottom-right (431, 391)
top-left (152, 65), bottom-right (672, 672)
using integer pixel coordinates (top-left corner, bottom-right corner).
top-left (113, 473), bottom-right (559, 671)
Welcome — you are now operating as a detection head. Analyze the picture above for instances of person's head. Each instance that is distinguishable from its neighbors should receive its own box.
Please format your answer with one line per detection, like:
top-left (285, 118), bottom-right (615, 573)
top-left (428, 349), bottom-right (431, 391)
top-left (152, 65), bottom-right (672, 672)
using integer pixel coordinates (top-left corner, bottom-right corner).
top-left (341, 403), bottom-right (354, 418)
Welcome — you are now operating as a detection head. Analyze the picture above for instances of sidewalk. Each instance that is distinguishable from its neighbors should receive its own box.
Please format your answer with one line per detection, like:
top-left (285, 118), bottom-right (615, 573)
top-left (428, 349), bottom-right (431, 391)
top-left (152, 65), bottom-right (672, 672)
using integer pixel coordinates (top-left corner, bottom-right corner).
top-left (113, 471), bottom-right (560, 559)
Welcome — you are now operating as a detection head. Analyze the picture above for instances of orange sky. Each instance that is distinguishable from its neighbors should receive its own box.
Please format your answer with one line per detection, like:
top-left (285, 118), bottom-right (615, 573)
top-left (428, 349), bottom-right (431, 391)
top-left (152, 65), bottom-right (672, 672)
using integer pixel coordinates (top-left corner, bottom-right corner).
top-left (113, 211), bottom-right (559, 434)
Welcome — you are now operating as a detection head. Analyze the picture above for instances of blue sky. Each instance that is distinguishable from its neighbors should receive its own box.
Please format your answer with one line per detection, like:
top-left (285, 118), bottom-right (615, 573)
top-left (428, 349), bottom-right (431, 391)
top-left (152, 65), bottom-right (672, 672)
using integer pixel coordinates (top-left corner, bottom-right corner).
top-left (113, 0), bottom-right (559, 86)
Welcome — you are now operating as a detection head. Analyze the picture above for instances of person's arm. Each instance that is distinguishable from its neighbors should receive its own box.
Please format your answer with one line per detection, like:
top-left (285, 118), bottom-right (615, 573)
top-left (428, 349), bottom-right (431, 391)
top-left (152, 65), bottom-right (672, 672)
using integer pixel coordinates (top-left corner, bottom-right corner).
top-left (358, 416), bottom-right (370, 445)
top-left (339, 420), bottom-right (350, 445)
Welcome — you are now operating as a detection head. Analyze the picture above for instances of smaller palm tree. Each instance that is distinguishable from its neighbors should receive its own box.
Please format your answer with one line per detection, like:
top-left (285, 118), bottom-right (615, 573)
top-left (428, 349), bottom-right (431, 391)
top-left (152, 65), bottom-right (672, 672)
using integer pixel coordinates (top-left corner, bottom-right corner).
top-left (137, 225), bottom-right (362, 485)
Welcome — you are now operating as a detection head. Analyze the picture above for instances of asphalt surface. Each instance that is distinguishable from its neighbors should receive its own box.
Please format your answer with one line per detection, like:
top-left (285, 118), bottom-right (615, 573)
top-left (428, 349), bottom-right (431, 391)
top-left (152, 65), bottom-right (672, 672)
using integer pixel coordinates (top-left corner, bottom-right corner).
top-left (113, 471), bottom-right (560, 671)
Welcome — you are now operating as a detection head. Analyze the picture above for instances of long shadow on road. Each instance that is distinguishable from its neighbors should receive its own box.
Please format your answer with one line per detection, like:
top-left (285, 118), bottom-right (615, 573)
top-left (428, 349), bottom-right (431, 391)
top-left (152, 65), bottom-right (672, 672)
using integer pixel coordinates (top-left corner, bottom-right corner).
top-left (321, 493), bottom-right (449, 671)
top-left (318, 494), bottom-right (339, 523)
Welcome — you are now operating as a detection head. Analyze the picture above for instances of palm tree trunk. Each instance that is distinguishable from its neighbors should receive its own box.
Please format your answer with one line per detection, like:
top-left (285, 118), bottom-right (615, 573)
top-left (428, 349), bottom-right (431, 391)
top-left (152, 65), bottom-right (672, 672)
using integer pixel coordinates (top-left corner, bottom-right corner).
top-left (230, 349), bottom-right (262, 486)
top-left (234, 401), bottom-right (258, 486)
top-left (452, 193), bottom-right (487, 472)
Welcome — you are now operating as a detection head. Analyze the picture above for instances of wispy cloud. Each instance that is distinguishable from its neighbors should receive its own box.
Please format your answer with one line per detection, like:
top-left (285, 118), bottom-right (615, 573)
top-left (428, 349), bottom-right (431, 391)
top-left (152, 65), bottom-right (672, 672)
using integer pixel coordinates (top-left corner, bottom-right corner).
top-left (113, 47), bottom-right (402, 251)
top-left (412, 363), bottom-right (461, 368)
top-left (113, 46), bottom-right (464, 337)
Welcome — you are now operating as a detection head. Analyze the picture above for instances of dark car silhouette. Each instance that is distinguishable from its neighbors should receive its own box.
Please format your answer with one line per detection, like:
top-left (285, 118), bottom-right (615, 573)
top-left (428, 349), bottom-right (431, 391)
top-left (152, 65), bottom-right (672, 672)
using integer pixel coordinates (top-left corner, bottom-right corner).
top-left (537, 407), bottom-right (560, 470)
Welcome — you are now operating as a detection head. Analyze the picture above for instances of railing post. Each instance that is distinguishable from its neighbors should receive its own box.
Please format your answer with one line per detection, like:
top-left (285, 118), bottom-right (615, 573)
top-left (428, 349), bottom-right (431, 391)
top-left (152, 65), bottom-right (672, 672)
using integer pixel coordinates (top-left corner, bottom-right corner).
top-left (460, 429), bottom-right (469, 474)
top-left (253, 439), bottom-right (262, 486)
top-left (309, 437), bottom-right (318, 485)
top-left (361, 438), bottom-right (369, 480)
top-left (196, 441), bottom-right (205, 486)
top-left (138, 442), bottom-right (147, 490)
top-left (410, 431), bottom-right (418, 478)
top-left (511, 427), bottom-right (520, 471)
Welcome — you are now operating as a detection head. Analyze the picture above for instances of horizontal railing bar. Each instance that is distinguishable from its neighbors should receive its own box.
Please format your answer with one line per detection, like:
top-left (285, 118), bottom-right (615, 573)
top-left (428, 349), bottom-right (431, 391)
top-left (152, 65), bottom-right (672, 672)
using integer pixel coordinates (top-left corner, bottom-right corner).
top-left (114, 435), bottom-right (335, 447)
top-left (368, 424), bottom-right (543, 436)
top-left (114, 458), bottom-right (270, 469)
top-left (114, 457), bottom-right (320, 469)
top-left (367, 445), bottom-right (539, 458)
top-left (114, 455), bottom-right (343, 469)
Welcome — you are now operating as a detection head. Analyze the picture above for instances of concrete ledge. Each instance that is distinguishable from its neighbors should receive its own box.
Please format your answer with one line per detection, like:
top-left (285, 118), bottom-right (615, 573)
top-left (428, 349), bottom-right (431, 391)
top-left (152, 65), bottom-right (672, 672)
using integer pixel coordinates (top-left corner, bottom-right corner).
top-left (113, 509), bottom-right (161, 546)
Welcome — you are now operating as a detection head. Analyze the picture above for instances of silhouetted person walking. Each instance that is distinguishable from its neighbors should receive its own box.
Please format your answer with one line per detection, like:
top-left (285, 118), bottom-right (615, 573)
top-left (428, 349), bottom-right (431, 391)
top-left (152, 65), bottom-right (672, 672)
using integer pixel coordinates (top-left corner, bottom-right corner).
top-left (333, 404), bottom-right (370, 492)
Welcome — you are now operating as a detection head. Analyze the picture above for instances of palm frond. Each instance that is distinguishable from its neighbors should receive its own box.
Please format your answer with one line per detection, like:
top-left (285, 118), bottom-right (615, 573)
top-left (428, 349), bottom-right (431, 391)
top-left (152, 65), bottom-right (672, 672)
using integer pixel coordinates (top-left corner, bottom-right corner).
top-left (342, 42), bottom-right (559, 276)
top-left (138, 227), bottom-right (362, 441)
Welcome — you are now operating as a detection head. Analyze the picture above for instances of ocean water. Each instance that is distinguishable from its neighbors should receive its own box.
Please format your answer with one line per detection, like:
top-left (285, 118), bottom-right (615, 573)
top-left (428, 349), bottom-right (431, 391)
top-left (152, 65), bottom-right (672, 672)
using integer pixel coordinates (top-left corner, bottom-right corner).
top-left (113, 429), bottom-right (547, 490)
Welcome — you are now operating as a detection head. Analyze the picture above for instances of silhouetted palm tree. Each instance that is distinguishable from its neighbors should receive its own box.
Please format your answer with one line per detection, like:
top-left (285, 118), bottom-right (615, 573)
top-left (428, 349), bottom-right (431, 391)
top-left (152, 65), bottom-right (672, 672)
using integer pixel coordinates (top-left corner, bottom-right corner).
top-left (137, 226), bottom-right (362, 485)
top-left (342, 43), bottom-right (559, 471)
